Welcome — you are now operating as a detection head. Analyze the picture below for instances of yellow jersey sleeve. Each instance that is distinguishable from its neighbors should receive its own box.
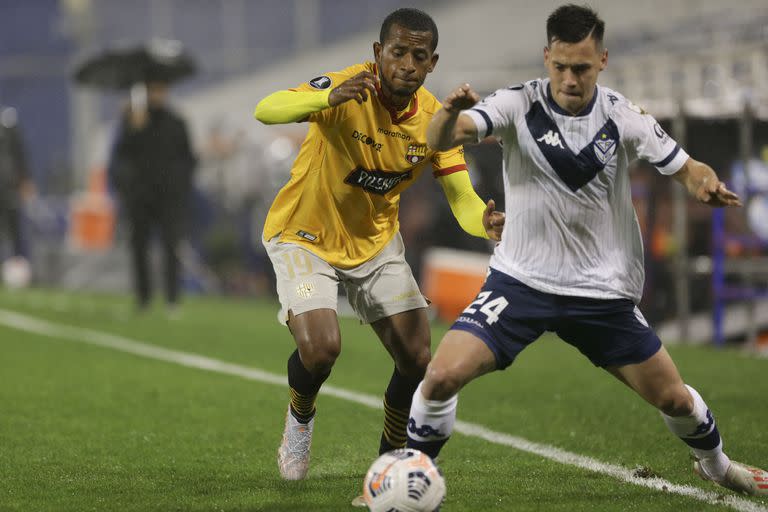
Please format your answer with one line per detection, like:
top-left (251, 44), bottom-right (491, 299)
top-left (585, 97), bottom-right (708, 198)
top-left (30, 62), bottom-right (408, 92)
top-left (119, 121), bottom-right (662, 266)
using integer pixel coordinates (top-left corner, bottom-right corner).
top-left (289, 64), bottom-right (370, 124)
top-left (253, 89), bottom-right (331, 124)
top-left (431, 145), bottom-right (467, 178)
top-left (437, 171), bottom-right (489, 239)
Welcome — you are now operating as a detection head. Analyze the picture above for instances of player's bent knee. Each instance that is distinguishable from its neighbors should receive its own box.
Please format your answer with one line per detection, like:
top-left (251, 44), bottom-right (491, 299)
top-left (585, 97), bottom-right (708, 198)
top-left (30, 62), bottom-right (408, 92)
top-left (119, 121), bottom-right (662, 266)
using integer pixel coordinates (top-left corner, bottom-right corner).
top-left (396, 345), bottom-right (431, 379)
top-left (656, 388), bottom-right (694, 417)
top-left (423, 364), bottom-right (463, 401)
top-left (295, 332), bottom-right (342, 374)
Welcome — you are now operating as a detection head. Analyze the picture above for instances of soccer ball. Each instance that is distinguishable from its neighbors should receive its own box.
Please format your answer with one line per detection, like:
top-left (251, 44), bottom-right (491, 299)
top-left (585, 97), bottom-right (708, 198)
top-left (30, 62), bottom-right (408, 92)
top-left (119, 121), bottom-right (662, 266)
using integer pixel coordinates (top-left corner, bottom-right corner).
top-left (1, 257), bottom-right (31, 289)
top-left (362, 448), bottom-right (445, 512)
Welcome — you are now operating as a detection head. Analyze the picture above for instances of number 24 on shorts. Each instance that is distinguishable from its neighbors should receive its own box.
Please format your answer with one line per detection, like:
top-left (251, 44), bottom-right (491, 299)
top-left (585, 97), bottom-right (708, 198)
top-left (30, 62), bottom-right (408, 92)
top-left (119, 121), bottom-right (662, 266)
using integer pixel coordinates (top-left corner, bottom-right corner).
top-left (462, 291), bottom-right (509, 325)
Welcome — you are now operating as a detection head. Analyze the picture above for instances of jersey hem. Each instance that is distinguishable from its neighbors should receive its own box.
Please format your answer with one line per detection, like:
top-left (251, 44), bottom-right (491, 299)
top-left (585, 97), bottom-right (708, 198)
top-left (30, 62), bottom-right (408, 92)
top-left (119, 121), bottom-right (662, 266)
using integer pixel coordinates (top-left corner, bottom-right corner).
top-left (489, 263), bottom-right (641, 304)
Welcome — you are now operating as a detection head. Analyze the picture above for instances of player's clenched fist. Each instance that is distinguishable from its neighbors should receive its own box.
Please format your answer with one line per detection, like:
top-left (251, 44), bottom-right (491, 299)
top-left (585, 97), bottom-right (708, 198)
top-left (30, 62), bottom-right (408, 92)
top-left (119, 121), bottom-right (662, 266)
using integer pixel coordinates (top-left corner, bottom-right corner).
top-left (442, 83), bottom-right (481, 113)
top-left (329, 71), bottom-right (379, 106)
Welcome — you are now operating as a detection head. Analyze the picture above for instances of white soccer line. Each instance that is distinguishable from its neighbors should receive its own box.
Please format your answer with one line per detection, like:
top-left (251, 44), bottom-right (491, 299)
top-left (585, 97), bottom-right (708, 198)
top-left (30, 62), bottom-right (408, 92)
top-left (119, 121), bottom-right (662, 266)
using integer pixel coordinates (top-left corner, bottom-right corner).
top-left (0, 308), bottom-right (765, 512)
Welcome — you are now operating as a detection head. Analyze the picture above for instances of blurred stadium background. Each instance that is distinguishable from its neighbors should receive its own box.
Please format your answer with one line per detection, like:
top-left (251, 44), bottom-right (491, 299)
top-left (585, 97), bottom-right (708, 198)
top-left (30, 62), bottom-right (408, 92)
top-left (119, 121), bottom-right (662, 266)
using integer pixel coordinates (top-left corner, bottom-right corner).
top-left (2, 2), bottom-right (768, 511)
top-left (2, 0), bottom-right (768, 345)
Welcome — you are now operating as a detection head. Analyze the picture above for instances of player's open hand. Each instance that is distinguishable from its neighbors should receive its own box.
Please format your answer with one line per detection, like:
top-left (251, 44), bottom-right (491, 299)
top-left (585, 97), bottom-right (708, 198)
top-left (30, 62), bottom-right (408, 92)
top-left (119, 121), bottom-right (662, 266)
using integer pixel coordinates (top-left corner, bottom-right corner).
top-left (329, 71), bottom-right (378, 107)
top-left (483, 199), bottom-right (505, 241)
top-left (443, 83), bottom-right (480, 114)
top-left (696, 179), bottom-right (742, 207)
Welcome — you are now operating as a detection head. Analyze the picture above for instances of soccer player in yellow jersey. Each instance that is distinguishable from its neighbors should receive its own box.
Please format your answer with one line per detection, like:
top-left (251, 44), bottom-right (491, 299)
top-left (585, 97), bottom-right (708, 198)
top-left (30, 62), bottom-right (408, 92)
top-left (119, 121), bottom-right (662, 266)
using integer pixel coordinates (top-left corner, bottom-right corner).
top-left (253, 8), bottom-right (504, 486)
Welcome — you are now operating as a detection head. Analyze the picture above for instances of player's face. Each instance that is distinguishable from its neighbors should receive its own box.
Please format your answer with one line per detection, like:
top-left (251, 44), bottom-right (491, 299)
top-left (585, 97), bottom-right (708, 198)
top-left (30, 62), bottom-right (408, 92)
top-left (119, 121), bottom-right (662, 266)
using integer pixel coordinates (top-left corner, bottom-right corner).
top-left (544, 36), bottom-right (607, 115)
top-left (374, 24), bottom-right (438, 102)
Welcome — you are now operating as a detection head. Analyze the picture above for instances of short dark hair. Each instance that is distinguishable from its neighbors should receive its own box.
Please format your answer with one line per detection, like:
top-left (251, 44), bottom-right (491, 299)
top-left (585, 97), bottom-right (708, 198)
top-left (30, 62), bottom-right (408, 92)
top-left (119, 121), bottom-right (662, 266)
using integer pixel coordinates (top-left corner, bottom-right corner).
top-left (380, 8), bottom-right (438, 51)
top-left (546, 4), bottom-right (604, 47)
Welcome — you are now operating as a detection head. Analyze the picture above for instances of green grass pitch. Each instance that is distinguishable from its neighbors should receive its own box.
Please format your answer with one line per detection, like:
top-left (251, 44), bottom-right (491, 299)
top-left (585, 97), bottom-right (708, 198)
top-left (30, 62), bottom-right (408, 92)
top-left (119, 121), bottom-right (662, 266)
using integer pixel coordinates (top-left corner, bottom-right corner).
top-left (0, 288), bottom-right (766, 511)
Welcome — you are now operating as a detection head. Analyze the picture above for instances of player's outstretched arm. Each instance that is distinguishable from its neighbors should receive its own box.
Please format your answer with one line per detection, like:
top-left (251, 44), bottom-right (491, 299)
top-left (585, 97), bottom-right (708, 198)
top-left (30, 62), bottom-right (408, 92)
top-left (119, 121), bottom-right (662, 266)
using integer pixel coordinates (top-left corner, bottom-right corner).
top-left (254, 72), bottom-right (378, 125)
top-left (427, 84), bottom-right (481, 151)
top-left (672, 158), bottom-right (742, 208)
top-left (438, 171), bottom-right (505, 241)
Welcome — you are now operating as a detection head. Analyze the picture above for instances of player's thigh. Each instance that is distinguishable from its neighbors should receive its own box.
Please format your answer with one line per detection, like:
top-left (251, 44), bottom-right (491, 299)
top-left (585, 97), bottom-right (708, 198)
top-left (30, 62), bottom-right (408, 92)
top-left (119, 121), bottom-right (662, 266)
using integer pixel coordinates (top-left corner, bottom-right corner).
top-left (422, 329), bottom-right (498, 399)
top-left (263, 237), bottom-right (340, 325)
top-left (450, 269), bottom-right (550, 371)
top-left (605, 346), bottom-right (689, 413)
top-left (342, 233), bottom-right (427, 324)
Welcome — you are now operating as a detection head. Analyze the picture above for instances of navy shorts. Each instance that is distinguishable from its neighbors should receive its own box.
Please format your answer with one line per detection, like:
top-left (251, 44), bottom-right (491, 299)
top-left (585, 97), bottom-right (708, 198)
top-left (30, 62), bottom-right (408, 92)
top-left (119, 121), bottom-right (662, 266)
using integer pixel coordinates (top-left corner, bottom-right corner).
top-left (450, 269), bottom-right (662, 369)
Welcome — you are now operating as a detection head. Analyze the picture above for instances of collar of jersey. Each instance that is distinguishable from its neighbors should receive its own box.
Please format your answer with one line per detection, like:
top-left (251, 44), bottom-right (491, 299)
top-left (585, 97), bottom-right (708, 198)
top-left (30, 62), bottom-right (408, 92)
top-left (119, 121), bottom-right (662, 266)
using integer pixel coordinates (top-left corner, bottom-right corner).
top-left (546, 82), bottom-right (598, 117)
top-left (373, 64), bottom-right (419, 124)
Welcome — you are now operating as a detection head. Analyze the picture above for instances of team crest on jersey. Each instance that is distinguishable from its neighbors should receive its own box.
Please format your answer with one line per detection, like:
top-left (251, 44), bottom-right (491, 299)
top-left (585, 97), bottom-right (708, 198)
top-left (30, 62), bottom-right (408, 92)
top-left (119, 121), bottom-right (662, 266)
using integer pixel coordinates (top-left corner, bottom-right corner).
top-left (593, 133), bottom-right (616, 164)
top-left (405, 144), bottom-right (427, 164)
top-left (308, 75), bottom-right (332, 90)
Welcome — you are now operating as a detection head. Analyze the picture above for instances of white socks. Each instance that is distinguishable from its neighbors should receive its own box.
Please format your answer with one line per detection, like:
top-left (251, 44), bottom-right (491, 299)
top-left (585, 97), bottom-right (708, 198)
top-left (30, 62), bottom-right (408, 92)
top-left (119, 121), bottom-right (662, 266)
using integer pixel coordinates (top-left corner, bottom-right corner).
top-left (661, 385), bottom-right (730, 480)
top-left (406, 382), bottom-right (458, 459)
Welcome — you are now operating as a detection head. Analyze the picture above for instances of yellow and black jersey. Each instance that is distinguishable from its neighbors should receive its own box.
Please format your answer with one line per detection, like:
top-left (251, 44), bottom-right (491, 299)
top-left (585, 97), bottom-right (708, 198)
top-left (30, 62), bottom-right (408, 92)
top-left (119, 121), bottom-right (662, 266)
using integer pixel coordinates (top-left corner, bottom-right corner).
top-left (262, 61), bottom-right (467, 269)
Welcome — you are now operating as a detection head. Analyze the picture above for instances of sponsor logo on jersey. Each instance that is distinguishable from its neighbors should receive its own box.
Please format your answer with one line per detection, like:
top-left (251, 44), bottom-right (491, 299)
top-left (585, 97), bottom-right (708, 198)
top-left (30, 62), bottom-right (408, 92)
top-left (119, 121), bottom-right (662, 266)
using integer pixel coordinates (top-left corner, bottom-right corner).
top-left (352, 130), bottom-right (383, 152)
top-left (536, 130), bottom-right (565, 149)
top-left (308, 75), bottom-right (332, 90)
top-left (377, 127), bottom-right (411, 141)
top-left (344, 166), bottom-right (413, 195)
top-left (593, 133), bottom-right (616, 164)
top-left (607, 93), bottom-right (620, 105)
top-left (405, 143), bottom-right (427, 164)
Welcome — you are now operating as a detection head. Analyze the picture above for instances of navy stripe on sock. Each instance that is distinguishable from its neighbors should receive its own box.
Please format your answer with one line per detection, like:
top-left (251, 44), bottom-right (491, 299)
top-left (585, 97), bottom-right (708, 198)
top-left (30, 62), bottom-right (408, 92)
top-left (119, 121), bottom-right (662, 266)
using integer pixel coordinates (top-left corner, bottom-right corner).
top-left (682, 426), bottom-right (721, 450)
top-left (406, 437), bottom-right (448, 460)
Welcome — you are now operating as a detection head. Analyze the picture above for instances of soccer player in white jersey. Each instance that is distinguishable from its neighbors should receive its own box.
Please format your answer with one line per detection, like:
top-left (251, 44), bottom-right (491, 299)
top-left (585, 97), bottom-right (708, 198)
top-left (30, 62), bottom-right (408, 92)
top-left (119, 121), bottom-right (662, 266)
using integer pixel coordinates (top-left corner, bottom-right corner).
top-left (405, 4), bottom-right (768, 497)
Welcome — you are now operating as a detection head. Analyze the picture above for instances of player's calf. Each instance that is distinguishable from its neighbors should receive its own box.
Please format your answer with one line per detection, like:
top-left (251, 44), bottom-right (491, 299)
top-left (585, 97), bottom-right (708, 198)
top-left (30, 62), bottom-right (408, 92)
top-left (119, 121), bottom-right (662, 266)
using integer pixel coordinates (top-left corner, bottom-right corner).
top-left (379, 368), bottom-right (422, 454)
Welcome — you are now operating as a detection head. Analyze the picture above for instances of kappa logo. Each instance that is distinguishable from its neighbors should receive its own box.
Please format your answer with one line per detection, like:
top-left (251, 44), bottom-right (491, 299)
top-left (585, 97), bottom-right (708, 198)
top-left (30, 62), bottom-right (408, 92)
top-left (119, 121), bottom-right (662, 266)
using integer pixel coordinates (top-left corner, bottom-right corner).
top-left (405, 144), bottom-right (427, 164)
top-left (537, 130), bottom-right (565, 149)
top-left (308, 75), bottom-right (332, 90)
top-left (593, 132), bottom-right (616, 164)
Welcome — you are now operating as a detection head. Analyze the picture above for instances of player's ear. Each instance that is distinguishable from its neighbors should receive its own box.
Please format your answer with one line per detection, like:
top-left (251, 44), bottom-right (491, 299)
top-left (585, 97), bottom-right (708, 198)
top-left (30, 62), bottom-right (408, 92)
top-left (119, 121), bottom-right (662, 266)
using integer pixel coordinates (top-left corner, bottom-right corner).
top-left (543, 46), bottom-right (550, 65)
top-left (600, 48), bottom-right (608, 71)
top-left (373, 41), bottom-right (382, 62)
top-left (428, 52), bottom-right (439, 73)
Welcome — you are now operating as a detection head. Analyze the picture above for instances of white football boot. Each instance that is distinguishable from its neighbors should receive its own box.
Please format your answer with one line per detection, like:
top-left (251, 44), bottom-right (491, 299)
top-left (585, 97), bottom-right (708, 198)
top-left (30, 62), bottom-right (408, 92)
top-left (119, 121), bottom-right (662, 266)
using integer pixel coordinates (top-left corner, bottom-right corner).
top-left (277, 408), bottom-right (314, 480)
top-left (694, 459), bottom-right (768, 496)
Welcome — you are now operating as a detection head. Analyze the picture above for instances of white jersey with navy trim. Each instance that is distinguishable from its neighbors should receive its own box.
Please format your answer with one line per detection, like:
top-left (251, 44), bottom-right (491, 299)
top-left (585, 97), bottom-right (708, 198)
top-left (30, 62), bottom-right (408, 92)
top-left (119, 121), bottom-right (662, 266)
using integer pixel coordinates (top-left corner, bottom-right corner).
top-left (464, 78), bottom-right (688, 303)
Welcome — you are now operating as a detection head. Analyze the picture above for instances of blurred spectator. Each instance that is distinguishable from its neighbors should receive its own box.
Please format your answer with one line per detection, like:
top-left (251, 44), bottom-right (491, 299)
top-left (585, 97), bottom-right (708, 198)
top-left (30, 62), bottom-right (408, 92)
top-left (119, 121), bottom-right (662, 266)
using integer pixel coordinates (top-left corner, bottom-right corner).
top-left (0, 106), bottom-right (34, 259)
top-left (108, 82), bottom-right (196, 312)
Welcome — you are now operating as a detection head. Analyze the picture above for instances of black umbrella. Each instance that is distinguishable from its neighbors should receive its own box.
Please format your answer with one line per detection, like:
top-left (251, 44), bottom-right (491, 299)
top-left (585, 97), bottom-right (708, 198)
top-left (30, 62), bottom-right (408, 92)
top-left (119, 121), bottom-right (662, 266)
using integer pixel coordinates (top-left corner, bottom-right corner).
top-left (74, 39), bottom-right (196, 90)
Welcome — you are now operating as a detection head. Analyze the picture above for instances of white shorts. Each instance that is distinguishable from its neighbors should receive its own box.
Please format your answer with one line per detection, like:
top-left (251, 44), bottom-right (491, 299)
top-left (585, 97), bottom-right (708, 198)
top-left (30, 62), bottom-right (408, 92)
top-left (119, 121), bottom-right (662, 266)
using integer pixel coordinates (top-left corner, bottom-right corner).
top-left (263, 232), bottom-right (428, 324)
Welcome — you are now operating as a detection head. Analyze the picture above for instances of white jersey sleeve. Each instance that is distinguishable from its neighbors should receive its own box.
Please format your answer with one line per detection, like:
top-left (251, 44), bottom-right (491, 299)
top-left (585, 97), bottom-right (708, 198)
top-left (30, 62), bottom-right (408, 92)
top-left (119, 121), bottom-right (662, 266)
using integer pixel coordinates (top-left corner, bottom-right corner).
top-left (615, 101), bottom-right (689, 175)
top-left (462, 85), bottom-right (530, 142)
